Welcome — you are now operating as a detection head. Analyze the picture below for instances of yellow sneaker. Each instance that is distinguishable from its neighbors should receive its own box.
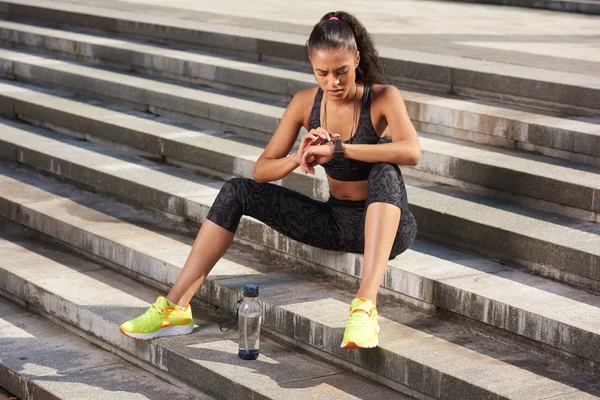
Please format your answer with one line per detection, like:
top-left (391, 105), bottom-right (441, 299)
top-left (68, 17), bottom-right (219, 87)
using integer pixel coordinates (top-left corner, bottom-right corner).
top-left (120, 296), bottom-right (193, 340)
top-left (340, 298), bottom-right (379, 349)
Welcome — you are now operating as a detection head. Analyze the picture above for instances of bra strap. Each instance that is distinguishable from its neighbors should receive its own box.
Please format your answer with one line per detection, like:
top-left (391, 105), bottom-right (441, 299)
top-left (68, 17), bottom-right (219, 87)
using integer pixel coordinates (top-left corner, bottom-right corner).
top-left (308, 88), bottom-right (324, 130)
top-left (361, 84), bottom-right (372, 116)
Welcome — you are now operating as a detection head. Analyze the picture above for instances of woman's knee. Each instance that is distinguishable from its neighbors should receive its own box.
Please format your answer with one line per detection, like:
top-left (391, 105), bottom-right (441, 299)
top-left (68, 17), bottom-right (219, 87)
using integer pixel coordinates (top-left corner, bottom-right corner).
top-left (223, 177), bottom-right (254, 189)
top-left (206, 178), bottom-right (256, 233)
top-left (368, 163), bottom-right (405, 188)
top-left (219, 177), bottom-right (254, 200)
top-left (369, 162), bottom-right (398, 176)
top-left (366, 163), bottom-right (405, 208)
top-left (212, 177), bottom-right (258, 215)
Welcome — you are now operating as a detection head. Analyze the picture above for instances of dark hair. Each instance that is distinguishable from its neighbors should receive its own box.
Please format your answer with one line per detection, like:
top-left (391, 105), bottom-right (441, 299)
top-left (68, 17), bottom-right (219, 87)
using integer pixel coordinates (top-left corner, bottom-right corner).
top-left (306, 11), bottom-right (390, 85)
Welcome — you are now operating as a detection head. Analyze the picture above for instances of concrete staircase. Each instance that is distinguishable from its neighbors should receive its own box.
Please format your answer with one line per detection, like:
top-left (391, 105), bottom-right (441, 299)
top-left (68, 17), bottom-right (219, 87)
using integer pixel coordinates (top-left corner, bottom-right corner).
top-left (0, 257), bottom-right (214, 400)
top-left (1, 222), bottom-right (404, 400)
top-left (0, 1), bottom-right (599, 399)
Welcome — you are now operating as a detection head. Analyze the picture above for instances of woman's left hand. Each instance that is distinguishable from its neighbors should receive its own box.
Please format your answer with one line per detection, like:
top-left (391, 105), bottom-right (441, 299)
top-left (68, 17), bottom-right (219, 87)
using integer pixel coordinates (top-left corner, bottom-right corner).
top-left (301, 142), bottom-right (334, 174)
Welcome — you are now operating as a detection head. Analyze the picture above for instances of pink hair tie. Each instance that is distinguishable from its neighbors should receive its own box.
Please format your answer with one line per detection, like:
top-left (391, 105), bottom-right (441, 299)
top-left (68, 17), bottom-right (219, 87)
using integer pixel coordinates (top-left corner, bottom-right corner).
top-left (329, 16), bottom-right (339, 21)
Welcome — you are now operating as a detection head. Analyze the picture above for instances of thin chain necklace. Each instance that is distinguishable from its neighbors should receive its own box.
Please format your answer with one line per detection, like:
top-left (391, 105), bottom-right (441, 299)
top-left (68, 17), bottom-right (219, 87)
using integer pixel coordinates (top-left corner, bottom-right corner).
top-left (322, 84), bottom-right (359, 144)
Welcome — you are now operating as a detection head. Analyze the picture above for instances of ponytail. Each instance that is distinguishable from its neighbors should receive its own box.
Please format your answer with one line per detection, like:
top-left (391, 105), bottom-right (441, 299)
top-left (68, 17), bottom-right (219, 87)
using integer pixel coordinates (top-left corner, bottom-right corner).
top-left (306, 11), bottom-right (390, 85)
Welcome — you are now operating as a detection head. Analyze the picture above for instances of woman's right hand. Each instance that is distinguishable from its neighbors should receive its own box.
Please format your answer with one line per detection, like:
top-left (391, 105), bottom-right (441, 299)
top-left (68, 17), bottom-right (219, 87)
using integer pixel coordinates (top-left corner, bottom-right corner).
top-left (297, 128), bottom-right (340, 174)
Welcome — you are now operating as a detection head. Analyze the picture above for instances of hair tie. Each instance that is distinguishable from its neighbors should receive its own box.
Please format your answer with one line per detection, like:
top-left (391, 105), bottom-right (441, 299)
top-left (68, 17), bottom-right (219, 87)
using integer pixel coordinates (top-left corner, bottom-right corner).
top-left (329, 16), bottom-right (339, 21)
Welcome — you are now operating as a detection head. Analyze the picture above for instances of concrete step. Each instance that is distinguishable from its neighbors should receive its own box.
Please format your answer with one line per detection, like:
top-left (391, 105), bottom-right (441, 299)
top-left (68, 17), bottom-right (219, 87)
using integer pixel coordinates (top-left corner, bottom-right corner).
top-left (0, 0), bottom-right (598, 117)
top-left (0, 20), bottom-right (598, 167)
top-left (409, 132), bottom-right (600, 223)
top-left (0, 224), bottom-right (407, 400)
top-left (1, 122), bottom-right (600, 369)
top-left (0, 18), bottom-right (310, 103)
top-left (1, 168), bottom-right (599, 400)
top-left (0, 47), bottom-right (283, 143)
top-left (0, 287), bottom-right (214, 400)
top-left (444, 0), bottom-right (600, 15)
top-left (0, 59), bottom-right (598, 222)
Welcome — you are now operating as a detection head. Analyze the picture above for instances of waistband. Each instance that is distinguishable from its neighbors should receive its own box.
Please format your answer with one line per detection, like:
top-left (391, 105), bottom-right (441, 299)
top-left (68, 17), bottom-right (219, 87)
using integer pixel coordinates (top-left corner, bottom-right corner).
top-left (327, 194), bottom-right (366, 208)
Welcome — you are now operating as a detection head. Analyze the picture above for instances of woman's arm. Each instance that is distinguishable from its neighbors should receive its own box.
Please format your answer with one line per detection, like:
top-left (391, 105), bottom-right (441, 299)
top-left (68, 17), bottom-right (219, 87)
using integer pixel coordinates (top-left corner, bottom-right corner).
top-left (255, 90), bottom-right (330, 183)
top-left (254, 153), bottom-right (301, 184)
top-left (299, 85), bottom-right (421, 172)
top-left (253, 93), bottom-right (303, 183)
top-left (342, 141), bottom-right (420, 166)
top-left (255, 88), bottom-right (339, 182)
top-left (343, 85), bottom-right (421, 166)
top-left (343, 85), bottom-right (421, 165)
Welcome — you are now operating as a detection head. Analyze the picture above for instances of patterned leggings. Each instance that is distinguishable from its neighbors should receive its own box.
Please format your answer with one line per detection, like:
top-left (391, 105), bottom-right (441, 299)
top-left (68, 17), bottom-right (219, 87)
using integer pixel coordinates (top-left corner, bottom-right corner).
top-left (206, 163), bottom-right (418, 259)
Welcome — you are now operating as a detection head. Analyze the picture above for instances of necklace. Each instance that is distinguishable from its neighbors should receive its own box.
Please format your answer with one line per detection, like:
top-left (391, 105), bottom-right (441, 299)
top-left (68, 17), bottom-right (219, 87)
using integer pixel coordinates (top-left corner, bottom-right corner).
top-left (322, 84), bottom-right (359, 144)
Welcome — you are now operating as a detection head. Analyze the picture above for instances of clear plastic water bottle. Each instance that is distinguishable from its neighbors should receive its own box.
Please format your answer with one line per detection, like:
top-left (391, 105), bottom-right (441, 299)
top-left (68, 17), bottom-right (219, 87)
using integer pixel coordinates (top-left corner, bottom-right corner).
top-left (238, 284), bottom-right (262, 360)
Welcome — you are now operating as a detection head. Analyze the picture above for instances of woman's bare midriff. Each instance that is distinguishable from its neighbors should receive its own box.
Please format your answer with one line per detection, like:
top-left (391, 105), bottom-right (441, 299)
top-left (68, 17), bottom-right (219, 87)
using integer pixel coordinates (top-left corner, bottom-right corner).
top-left (327, 176), bottom-right (368, 201)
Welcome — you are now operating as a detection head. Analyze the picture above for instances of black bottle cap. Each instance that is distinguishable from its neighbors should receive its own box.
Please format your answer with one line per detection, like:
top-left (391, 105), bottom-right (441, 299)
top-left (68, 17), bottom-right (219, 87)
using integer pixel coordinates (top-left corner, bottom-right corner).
top-left (243, 284), bottom-right (259, 298)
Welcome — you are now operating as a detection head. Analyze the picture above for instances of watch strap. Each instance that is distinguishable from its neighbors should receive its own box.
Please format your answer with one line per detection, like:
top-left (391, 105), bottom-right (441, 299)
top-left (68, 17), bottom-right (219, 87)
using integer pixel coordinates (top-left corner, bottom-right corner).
top-left (332, 139), bottom-right (346, 167)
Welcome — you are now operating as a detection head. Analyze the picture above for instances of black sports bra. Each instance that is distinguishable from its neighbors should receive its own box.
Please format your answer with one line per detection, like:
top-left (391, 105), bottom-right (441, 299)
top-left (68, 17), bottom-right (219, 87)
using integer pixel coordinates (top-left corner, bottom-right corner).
top-left (308, 84), bottom-right (390, 181)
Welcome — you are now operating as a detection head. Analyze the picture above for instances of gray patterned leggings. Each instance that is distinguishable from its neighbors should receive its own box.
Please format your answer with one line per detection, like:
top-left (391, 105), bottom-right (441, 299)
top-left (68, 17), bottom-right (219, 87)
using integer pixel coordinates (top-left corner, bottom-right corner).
top-left (206, 163), bottom-right (418, 259)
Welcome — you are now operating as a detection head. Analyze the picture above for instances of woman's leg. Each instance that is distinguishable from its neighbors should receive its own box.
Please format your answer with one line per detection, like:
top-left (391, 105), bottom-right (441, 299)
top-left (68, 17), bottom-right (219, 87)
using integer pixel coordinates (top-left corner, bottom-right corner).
top-left (340, 163), bottom-right (416, 348)
top-left (358, 163), bottom-right (416, 305)
top-left (120, 220), bottom-right (232, 339)
top-left (121, 177), bottom-right (341, 339)
top-left (168, 177), bottom-right (341, 307)
top-left (167, 219), bottom-right (234, 307)
top-left (356, 203), bottom-right (400, 304)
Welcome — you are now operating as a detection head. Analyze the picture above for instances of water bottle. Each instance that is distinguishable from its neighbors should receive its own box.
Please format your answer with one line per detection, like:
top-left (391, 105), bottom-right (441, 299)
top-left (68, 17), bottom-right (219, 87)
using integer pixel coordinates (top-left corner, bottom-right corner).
top-left (238, 284), bottom-right (262, 360)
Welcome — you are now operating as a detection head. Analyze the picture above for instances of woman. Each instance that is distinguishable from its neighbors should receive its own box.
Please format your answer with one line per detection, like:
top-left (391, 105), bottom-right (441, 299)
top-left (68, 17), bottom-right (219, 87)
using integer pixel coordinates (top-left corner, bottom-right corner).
top-left (120, 11), bottom-right (420, 349)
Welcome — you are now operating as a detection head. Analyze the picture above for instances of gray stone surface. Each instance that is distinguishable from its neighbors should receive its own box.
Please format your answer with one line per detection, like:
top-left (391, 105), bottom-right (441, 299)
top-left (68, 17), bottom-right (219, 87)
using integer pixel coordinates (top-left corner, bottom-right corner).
top-left (15, 0), bottom-right (599, 75)
top-left (0, 49), bottom-right (283, 137)
top-left (0, 71), bottom-right (598, 222)
top-left (1, 0), bottom-right (599, 114)
top-left (1, 220), bottom-right (600, 399)
top-left (0, 299), bottom-right (21, 317)
top-left (0, 226), bottom-right (412, 400)
top-left (418, 133), bottom-right (600, 212)
top-left (0, 297), bottom-right (208, 400)
top-left (3, 117), bottom-right (600, 355)
top-left (0, 2), bottom-right (599, 395)
top-left (404, 91), bottom-right (600, 162)
top-left (1, 152), bottom-right (600, 373)
top-left (1, 105), bottom-right (599, 281)
top-left (445, 0), bottom-right (600, 15)
top-left (1, 21), bottom-right (599, 164)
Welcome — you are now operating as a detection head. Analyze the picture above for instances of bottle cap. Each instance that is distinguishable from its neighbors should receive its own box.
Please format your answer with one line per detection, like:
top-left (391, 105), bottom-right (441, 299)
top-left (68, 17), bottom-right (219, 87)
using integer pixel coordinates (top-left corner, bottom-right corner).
top-left (243, 284), bottom-right (259, 298)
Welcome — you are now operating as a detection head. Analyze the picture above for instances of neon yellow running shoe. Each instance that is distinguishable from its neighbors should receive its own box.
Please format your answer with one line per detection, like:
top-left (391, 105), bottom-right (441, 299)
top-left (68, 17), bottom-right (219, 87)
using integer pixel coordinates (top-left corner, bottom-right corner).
top-left (340, 298), bottom-right (380, 349)
top-left (120, 296), bottom-right (193, 340)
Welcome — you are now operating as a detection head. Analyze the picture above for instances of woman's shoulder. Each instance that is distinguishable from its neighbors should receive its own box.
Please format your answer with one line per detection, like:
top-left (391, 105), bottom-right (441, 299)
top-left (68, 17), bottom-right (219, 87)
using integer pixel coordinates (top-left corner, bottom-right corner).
top-left (370, 84), bottom-right (404, 111)
top-left (286, 86), bottom-right (321, 116)
top-left (284, 87), bottom-right (321, 128)
top-left (370, 83), bottom-right (402, 100)
top-left (290, 86), bottom-right (320, 105)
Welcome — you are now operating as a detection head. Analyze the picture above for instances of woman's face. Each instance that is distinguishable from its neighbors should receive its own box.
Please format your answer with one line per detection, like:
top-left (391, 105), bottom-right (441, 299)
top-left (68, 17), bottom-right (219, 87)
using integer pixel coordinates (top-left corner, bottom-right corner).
top-left (310, 47), bottom-right (360, 101)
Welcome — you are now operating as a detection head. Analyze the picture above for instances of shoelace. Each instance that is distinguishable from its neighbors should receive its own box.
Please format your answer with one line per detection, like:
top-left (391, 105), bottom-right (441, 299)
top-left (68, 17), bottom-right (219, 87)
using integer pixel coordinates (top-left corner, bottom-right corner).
top-left (139, 304), bottom-right (164, 321)
top-left (346, 309), bottom-right (374, 328)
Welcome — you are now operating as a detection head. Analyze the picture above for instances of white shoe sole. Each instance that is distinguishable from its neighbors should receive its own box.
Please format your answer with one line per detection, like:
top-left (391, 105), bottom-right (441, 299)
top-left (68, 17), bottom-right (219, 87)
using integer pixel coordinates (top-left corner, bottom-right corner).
top-left (120, 324), bottom-right (193, 340)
